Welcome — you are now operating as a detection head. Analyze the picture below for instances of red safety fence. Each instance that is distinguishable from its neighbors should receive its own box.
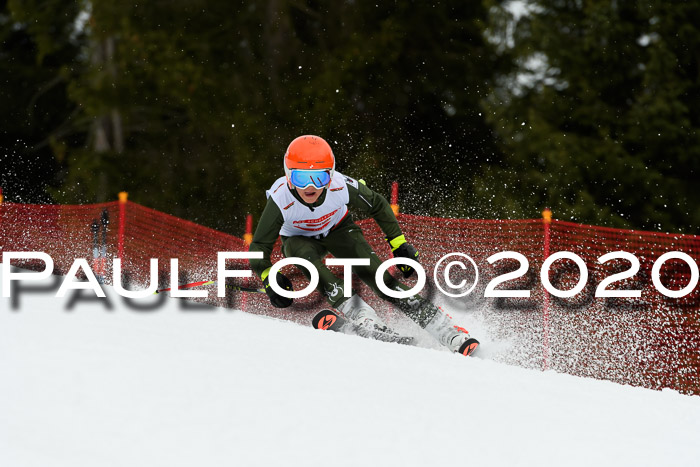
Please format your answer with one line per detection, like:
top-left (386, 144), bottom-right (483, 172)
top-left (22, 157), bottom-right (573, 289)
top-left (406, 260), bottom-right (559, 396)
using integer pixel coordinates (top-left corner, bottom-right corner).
top-left (1, 197), bottom-right (698, 394)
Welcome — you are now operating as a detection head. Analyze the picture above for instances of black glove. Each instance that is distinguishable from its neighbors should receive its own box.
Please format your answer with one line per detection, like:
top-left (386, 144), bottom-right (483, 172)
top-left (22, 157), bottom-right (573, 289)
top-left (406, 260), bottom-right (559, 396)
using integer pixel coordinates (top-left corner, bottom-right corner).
top-left (263, 271), bottom-right (294, 308)
top-left (387, 235), bottom-right (419, 278)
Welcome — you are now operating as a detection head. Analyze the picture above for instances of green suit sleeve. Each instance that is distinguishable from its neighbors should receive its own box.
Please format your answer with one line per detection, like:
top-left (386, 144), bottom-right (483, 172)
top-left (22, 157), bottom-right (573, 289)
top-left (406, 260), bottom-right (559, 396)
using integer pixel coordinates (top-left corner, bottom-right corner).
top-left (248, 197), bottom-right (284, 278)
top-left (346, 178), bottom-right (403, 240)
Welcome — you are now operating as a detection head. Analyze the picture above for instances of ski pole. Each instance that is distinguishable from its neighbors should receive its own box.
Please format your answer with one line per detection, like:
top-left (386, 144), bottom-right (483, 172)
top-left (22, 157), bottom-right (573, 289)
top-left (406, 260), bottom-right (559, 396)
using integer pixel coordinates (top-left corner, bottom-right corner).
top-left (227, 284), bottom-right (266, 294)
top-left (155, 279), bottom-right (215, 294)
top-left (155, 280), bottom-right (264, 295)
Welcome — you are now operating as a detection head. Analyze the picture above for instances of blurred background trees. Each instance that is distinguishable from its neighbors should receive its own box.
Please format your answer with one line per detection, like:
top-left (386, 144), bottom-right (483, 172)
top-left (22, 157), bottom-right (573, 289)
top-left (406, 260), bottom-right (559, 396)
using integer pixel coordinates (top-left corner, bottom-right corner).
top-left (1, 0), bottom-right (698, 234)
top-left (480, 0), bottom-right (700, 231)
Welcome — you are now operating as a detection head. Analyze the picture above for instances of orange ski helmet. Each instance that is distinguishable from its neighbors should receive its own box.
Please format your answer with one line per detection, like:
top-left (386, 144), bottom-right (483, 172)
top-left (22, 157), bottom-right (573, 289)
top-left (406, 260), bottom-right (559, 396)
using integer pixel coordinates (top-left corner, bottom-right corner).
top-left (284, 135), bottom-right (335, 189)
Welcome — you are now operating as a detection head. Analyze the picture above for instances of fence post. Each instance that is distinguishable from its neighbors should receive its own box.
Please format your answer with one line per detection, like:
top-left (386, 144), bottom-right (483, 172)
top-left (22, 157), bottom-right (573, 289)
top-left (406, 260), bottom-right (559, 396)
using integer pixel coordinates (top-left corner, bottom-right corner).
top-left (241, 214), bottom-right (254, 312)
top-left (244, 214), bottom-right (253, 246)
top-left (118, 192), bottom-right (128, 260)
top-left (542, 208), bottom-right (552, 371)
top-left (390, 181), bottom-right (399, 216)
top-left (0, 187), bottom-right (3, 235)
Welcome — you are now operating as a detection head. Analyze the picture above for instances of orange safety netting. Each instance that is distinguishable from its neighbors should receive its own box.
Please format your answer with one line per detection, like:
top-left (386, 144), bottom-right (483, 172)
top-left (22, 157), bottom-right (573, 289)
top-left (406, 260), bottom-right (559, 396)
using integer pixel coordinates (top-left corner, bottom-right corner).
top-left (1, 200), bottom-right (698, 394)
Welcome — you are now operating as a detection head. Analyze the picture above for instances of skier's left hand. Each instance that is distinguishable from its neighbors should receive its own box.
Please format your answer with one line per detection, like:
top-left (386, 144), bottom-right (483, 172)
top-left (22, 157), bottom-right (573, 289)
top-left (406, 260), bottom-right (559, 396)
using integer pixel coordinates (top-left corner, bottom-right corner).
top-left (387, 235), bottom-right (419, 278)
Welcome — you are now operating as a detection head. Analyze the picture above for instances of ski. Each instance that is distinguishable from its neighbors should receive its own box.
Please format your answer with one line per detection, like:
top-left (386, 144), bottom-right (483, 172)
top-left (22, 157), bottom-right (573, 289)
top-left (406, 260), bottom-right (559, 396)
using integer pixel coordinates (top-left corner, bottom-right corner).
top-left (457, 338), bottom-right (480, 356)
top-left (312, 309), bottom-right (414, 345)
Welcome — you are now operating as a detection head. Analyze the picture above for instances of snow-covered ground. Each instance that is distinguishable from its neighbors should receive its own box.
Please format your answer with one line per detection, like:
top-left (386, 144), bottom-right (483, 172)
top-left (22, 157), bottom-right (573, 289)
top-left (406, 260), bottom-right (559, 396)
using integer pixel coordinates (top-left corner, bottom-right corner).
top-left (2, 265), bottom-right (700, 467)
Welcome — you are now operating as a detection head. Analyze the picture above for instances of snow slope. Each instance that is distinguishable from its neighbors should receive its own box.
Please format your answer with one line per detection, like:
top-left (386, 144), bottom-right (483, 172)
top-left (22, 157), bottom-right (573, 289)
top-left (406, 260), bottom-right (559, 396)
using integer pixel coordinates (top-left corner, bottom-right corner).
top-left (2, 266), bottom-right (700, 467)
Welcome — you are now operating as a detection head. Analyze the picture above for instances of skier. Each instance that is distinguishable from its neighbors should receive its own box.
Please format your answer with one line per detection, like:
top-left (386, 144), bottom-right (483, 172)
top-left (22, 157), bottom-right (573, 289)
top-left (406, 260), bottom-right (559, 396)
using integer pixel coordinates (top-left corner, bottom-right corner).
top-left (249, 135), bottom-right (479, 356)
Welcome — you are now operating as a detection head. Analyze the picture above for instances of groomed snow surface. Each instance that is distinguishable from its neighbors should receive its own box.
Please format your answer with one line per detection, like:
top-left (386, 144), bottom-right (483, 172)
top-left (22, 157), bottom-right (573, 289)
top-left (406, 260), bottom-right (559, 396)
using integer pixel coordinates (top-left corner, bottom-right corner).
top-left (2, 266), bottom-right (700, 467)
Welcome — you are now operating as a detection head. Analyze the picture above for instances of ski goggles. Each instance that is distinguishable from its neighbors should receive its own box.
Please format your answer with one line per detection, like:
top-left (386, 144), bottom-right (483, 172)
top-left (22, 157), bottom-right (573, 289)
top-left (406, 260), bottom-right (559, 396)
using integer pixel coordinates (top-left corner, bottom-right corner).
top-left (288, 169), bottom-right (332, 189)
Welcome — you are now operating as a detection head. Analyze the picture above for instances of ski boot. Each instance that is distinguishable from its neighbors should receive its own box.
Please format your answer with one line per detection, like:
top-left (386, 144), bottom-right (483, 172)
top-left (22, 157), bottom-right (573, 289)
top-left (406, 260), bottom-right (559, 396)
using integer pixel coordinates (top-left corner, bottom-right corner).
top-left (336, 295), bottom-right (400, 337)
top-left (424, 308), bottom-right (479, 356)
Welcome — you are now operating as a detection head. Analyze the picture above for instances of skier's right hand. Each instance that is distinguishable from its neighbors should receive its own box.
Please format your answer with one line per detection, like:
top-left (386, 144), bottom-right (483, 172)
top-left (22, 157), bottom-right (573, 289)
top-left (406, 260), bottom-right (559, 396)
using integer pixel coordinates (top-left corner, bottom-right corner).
top-left (262, 268), bottom-right (294, 308)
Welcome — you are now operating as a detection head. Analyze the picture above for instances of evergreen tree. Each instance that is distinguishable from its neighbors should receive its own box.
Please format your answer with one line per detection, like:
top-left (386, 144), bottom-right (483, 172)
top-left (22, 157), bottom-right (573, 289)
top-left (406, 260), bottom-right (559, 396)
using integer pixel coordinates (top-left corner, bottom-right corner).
top-left (0, 0), bottom-right (83, 203)
top-left (54, 0), bottom-right (282, 229)
top-left (480, 0), bottom-right (700, 233)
